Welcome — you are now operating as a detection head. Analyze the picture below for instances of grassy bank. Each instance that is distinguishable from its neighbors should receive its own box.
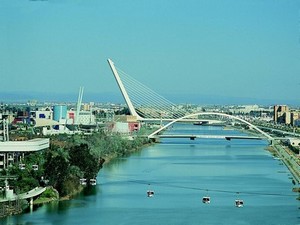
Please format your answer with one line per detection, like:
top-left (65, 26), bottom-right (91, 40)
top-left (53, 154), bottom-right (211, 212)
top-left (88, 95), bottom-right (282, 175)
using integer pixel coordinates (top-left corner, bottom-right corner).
top-left (266, 144), bottom-right (300, 197)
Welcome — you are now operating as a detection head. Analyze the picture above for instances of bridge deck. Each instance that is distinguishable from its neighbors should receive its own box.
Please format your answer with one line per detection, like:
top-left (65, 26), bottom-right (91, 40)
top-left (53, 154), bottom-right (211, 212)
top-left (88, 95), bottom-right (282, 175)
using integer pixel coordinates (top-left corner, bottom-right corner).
top-left (156, 134), bottom-right (264, 140)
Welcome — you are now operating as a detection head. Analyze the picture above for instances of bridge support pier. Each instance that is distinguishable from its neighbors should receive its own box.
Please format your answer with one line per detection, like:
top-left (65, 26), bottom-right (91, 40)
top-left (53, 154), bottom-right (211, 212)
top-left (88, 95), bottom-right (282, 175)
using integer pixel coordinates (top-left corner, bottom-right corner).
top-left (29, 197), bottom-right (33, 205)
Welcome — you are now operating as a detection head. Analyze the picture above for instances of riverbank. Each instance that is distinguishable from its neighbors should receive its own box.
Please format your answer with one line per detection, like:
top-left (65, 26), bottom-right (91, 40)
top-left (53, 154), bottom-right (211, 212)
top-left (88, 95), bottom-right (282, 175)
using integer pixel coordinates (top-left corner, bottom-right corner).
top-left (265, 143), bottom-right (300, 202)
top-left (35, 136), bottom-right (154, 206)
top-left (0, 201), bottom-right (24, 218)
top-left (267, 143), bottom-right (300, 185)
top-left (0, 131), bottom-right (154, 219)
top-left (231, 125), bottom-right (300, 193)
top-left (101, 140), bottom-right (154, 165)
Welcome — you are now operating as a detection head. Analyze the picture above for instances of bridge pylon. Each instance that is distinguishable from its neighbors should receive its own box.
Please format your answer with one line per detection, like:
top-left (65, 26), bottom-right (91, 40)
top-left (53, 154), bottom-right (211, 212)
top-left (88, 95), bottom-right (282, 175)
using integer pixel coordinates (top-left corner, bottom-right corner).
top-left (107, 59), bottom-right (143, 121)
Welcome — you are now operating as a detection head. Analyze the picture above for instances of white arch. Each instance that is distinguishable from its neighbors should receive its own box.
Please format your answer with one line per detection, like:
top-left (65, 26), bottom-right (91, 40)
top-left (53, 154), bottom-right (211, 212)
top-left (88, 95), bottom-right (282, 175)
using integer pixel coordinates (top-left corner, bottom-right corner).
top-left (148, 112), bottom-right (273, 140)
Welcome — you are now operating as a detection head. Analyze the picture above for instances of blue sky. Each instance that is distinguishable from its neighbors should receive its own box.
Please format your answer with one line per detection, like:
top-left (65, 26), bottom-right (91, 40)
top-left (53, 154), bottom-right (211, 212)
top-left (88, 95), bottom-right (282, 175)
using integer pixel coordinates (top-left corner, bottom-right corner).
top-left (0, 0), bottom-right (300, 105)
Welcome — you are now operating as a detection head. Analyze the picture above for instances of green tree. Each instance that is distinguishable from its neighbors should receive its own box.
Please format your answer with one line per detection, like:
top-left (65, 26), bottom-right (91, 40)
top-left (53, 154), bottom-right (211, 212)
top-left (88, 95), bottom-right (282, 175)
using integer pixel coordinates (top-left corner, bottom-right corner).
top-left (69, 143), bottom-right (100, 180)
top-left (44, 147), bottom-right (70, 195)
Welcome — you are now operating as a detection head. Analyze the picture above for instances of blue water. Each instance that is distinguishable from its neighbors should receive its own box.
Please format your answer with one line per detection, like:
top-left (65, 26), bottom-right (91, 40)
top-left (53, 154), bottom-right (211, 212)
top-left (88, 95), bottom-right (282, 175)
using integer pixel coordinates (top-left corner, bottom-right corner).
top-left (2, 124), bottom-right (300, 225)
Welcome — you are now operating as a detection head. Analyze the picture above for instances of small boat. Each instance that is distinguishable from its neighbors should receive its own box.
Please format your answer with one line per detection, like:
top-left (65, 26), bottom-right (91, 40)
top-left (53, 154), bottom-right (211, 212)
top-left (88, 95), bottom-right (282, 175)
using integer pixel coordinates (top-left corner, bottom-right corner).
top-left (193, 121), bottom-right (208, 126)
top-left (147, 190), bottom-right (154, 197)
top-left (193, 122), bottom-right (203, 125)
top-left (235, 199), bottom-right (244, 208)
top-left (202, 196), bottom-right (210, 204)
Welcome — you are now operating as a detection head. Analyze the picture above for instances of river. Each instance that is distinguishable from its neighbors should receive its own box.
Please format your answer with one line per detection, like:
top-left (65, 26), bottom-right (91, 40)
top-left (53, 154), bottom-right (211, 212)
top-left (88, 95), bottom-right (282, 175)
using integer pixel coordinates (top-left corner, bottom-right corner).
top-left (2, 124), bottom-right (299, 225)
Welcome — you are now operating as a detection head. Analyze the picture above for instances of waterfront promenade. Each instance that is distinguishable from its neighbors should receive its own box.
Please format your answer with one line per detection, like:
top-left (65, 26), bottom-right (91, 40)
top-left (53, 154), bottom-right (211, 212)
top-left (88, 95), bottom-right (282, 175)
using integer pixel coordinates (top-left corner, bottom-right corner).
top-left (272, 143), bottom-right (300, 184)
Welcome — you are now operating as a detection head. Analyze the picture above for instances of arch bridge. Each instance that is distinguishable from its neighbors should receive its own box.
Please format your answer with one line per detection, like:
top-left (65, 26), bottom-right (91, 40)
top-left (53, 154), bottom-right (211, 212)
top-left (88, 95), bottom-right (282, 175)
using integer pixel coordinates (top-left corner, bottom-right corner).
top-left (148, 112), bottom-right (274, 143)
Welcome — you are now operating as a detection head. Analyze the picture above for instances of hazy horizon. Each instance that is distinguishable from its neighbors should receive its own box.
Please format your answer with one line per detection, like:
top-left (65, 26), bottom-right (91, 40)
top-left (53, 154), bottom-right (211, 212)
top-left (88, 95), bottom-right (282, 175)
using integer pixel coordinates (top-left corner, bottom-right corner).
top-left (0, 90), bottom-right (298, 107)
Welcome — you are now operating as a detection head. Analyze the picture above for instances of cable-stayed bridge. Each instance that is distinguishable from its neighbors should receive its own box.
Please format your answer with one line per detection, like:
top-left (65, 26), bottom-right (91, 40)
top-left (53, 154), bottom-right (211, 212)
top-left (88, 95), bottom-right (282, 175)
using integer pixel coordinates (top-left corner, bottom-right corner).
top-left (107, 59), bottom-right (274, 142)
top-left (108, 59), bottom-right (203, 122)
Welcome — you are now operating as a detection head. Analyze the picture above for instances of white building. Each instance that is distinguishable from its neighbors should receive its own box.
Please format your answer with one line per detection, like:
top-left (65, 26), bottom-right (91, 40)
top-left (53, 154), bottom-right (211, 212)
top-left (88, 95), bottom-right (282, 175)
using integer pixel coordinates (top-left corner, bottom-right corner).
top-left (2, 110), bottom-right (49, 169)
top-left (76, 111), bottom-right (96, 125)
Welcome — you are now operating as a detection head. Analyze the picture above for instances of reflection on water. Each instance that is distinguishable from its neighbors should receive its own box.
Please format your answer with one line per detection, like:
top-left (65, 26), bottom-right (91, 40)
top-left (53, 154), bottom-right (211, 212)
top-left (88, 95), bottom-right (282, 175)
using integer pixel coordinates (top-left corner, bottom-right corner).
top-left (1, 124), bottom-right (299, 225)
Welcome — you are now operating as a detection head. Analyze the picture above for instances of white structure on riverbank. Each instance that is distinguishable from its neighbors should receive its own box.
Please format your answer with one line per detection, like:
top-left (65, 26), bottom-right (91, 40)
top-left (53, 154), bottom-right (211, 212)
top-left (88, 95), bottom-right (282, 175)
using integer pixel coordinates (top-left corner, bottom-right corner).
top-left (0, 116), bottom-right (49, 170)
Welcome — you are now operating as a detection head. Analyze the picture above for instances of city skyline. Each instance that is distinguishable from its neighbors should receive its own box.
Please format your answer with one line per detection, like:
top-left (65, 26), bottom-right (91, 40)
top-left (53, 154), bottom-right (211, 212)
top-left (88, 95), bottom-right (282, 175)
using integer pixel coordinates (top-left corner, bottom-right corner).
top-left (1, 0), bottom-right (300, 105)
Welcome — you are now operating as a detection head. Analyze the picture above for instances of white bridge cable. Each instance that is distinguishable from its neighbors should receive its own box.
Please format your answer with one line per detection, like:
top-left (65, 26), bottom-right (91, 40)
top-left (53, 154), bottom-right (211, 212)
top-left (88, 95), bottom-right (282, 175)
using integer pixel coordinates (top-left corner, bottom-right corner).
top-left (117, 81), bottom-right (163, 117)
top-left (116, 66), bottom-right (175, 106)
top-left (120, 75), bottom-right (171, 109)
top-left (115, 66), bottom-right (187, 118)
top-left (121, 85), bottom-right (179, 118)
top-left (116, 68), bottom-right (176, 110)
top-left (122, 81), bottom-right (184, 118)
